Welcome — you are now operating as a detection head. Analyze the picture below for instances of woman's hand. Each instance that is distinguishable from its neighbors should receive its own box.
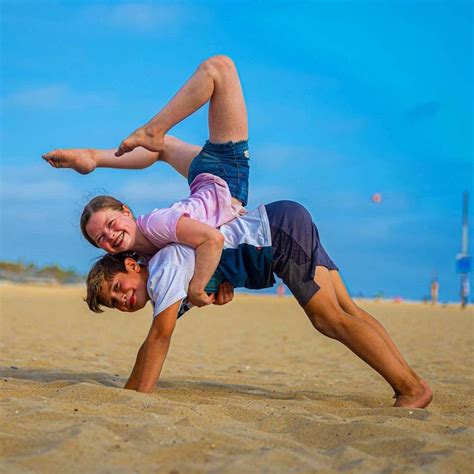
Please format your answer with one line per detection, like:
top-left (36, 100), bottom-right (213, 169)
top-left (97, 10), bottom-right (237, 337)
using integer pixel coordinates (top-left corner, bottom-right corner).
top-left (188, 286), bottom-right (216, 307)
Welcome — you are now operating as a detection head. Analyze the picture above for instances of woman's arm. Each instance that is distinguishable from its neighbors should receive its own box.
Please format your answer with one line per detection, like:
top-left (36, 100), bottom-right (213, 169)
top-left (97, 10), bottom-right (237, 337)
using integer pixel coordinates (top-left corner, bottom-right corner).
top-left (175, 216), bottom-right (224, 307)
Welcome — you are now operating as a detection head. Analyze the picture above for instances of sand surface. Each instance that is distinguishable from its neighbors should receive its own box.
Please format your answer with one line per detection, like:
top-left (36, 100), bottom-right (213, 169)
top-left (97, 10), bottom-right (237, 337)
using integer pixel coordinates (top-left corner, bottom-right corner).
top-left (1, 284), bottom-right (473, 473)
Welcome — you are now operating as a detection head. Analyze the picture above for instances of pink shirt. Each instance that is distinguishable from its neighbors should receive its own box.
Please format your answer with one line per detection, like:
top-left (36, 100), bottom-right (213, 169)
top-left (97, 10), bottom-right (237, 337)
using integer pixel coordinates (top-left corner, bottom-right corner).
top-left (136, 173), bottom-right (245, 249)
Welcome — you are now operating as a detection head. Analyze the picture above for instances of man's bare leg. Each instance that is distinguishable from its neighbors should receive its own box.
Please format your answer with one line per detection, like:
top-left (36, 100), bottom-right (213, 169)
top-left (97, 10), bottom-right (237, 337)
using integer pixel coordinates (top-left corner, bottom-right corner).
top-left (304, 266), bottom-right (432, 408)
top-left (329, 271), bottom-right (423, 385)
top-left (116, 55), bottom-right (248, 156)
top-left (42, 135), bottom-right (201, 178)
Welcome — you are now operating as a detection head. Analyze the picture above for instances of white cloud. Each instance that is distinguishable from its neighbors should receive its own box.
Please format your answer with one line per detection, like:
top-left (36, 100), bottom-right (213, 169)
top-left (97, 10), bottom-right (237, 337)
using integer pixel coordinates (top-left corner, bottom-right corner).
top-left (0, 164), bottom-right (77, 201)
top-left (0, 164), bottom-right (100, 236)
top-left (247, 62), bottom-right (342, 91)
top-left (316, 189), bottom-right (413, 213)
top-left (82, 3), bottom-right (191, 32)
top-left (247, 184), bottom-right (292, 207)
top-left (117, 175), bottom-right (289, 211)
top-left (251, 143), bottom-right (346, 169)
top-left (3, 84), bottom-right (114, 110)
top-left (317, 116), bottom-right (369, 133)
top-left (118, 175), bottom-right (189, 206)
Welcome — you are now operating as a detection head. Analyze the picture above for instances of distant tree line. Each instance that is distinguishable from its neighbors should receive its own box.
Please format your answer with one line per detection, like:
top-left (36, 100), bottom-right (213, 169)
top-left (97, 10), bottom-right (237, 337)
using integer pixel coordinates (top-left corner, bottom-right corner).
top-left (0, 261), bottom-right (84, 284)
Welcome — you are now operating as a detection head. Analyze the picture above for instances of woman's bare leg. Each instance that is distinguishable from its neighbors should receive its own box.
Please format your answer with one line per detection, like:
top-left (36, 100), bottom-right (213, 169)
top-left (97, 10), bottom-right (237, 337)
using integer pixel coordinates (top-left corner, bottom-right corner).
top-left (43, 55), bottom-right (247, 178)
top-left (329, 270), bottom-right (421, 385)
top-left (42, 135), bottom-right (201, 178)
top-left (42, 147), bottom-right (159, 175)
top-left (116, 55), bottom-right (248, 156)
top-left (158, 135), bottom-right (201, 178)
top-left (304, 266), bottom-right (432, 408)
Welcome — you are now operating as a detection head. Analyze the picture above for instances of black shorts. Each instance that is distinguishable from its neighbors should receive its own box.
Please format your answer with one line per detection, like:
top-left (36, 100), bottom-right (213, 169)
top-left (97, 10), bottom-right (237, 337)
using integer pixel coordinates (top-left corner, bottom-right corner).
top-left (265, 201), bottom-right (338, 307)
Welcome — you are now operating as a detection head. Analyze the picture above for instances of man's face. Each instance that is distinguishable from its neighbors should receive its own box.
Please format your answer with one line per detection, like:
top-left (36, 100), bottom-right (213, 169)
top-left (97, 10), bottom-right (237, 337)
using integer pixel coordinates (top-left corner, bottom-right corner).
top-left (86, 206), bottom-right (137, 254)
top-left (99, 258), bottom-right (149, 312)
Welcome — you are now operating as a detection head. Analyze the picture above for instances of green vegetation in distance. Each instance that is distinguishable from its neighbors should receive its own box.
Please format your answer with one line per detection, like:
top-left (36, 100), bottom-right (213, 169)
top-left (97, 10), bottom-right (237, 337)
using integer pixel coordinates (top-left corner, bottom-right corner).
top-left (0, 261), bottom-right (84, 284)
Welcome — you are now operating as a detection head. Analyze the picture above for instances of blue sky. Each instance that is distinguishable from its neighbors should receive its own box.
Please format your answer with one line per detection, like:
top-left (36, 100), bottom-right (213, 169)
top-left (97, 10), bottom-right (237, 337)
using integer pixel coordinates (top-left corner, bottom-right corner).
top-left (1, 0), bottom-right (472, 302)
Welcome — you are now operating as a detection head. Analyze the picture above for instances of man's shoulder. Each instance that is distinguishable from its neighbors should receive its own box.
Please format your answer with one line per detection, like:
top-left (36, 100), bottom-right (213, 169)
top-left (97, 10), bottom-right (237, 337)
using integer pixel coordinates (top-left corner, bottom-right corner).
top-left (146, 244), bottom-right (195, 318)
top-left (148, 243), bottom-right (195, 271)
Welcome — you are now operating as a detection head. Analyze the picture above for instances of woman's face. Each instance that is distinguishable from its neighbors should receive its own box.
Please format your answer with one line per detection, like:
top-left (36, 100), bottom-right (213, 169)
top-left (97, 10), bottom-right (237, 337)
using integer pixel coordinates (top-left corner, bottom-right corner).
top-left (85, 206), bottom-right (137, 253)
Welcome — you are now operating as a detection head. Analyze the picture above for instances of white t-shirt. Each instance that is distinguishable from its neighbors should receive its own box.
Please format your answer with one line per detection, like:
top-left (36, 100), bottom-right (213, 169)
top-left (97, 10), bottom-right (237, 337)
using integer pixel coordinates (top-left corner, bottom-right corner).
top-left (147, 243), bottom-right (196, 317)
top-left (147, 205), bottom-right (272, 318)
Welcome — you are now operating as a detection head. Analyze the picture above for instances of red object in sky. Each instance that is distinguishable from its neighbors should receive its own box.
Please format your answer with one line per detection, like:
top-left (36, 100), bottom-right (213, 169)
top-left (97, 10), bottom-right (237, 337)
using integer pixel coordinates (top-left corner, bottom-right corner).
top-left (372, 192), bottom-right (382, 203)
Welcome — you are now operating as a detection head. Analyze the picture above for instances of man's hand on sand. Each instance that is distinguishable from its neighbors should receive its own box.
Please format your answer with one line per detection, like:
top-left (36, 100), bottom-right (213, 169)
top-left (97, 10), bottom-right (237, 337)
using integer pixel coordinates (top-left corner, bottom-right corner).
top-left (115, 125), bottom-right (165, 157)
top-left (42, 149), bottom-right (96, 175)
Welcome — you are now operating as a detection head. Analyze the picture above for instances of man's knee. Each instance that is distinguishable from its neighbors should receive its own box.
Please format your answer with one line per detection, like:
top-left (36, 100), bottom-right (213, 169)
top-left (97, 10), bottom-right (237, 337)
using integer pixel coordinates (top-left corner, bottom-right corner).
top-left (310, 309), bottom-right (348, 339)
top-left (343, 300), bottom-right (372, 323)
top-left (340, 299), bottom-right (364, 318)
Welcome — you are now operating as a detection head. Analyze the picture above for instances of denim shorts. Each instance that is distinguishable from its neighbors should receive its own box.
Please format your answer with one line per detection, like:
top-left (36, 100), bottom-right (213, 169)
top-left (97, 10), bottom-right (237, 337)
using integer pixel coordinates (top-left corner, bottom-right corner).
top-left (187, 140), bottom-right (250, 206)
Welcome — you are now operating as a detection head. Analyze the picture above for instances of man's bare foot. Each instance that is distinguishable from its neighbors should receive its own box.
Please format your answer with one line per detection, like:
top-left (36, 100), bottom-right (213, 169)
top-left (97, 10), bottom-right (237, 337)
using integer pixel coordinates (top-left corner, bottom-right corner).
top-left (42, 149), bottom-right (96, 175)
top-left (394, 379), bottom-right (432, 408)
top-left (115, 124), bottom-right (165, 157)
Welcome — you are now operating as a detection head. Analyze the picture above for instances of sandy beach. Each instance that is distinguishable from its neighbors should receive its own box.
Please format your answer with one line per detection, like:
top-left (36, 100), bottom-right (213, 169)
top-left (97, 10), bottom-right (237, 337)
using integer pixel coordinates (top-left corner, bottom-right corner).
top-left (1, 284), bottom-right (473, 473)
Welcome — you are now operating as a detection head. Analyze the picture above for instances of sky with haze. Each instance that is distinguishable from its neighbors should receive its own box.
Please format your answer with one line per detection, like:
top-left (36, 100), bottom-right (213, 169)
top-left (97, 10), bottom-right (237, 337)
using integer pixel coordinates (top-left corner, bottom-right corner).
top-left (1, 0), bottom-right (472, 302)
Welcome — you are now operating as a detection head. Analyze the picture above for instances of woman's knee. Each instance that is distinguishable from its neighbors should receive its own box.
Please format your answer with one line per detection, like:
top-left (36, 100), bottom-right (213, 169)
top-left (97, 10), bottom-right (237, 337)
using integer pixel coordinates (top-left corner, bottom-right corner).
top-left (201, 55), bottom-right (236, 79)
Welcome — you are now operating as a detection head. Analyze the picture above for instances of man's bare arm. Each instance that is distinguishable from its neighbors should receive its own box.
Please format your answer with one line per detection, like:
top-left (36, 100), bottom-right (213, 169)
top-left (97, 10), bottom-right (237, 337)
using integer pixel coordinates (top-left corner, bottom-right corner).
top-left (134, 301), bottom-right (180, 394)
top-left (126, 285), bottom-right (232, 392)
top-left (124, 341), bottom-right (146, 390)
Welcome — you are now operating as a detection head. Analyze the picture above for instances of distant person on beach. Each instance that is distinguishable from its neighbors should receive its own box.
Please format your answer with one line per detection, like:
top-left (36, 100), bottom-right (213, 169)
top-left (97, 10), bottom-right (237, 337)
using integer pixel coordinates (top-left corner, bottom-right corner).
top-left (461, 278), bottom-right (469, 308)
top-left (430, 278), bottom-right (439, 305)
top-left (44, 55), bottom-right (250, 307)
top-left (44, 55), bottom-right (432, 409)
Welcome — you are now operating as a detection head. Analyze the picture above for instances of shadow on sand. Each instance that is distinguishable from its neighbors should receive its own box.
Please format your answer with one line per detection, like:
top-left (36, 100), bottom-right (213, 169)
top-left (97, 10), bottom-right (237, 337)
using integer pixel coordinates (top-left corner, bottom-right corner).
top-left (0, 365), bottom-right (383, 408)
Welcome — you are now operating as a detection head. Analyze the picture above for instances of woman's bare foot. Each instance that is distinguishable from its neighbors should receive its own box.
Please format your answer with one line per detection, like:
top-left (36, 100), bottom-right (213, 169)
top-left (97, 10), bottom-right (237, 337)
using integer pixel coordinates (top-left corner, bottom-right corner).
top-left (42, 149), bottom-right (97, 175)
top-left (394, 379), bottom-right (432, 408)
top-left (115, 124), bottom-right (165, 157)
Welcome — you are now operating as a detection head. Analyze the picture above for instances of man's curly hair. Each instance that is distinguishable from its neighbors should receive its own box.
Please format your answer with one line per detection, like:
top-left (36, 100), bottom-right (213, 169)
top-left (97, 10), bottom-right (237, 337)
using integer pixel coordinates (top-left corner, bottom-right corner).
top-left (85, 252), bottom-right (140, 313)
